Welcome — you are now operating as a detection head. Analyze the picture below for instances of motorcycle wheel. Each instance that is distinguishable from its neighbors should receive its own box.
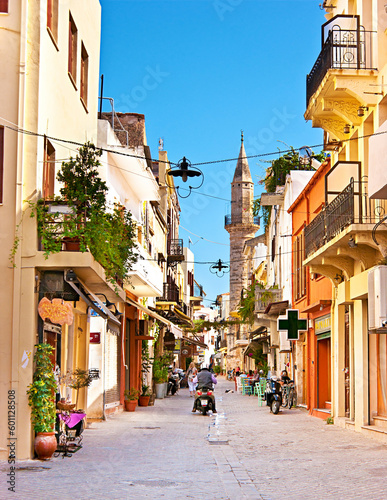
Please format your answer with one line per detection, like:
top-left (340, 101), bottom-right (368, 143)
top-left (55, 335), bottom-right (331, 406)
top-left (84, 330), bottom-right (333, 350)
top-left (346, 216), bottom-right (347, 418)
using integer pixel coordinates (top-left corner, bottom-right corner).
top-left (271, 400), bottom-right (280, 414)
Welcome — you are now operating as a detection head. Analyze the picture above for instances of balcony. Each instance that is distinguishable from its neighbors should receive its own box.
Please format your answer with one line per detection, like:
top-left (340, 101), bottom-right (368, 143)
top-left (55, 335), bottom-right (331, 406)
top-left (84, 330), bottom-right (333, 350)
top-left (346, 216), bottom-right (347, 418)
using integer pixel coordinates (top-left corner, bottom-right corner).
top-left (307, 16), bottom-right (376, 106)
top-left (159, 283), bottom-right (180, 303)
top-left (225, 214), bottom-right (260, 227)
top-left (255, 288), bottom-right (283, 313)
top-left (167, 239), bottom-right (184, 263)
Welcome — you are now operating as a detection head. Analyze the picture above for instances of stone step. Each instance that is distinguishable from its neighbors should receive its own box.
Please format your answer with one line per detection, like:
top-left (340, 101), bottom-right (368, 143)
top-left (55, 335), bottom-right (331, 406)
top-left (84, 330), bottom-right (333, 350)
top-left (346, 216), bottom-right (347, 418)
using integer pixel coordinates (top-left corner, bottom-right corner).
top-left (373, 416), bottom-right (387, 430)
top-left (311, 407), bottom-right (331, 420)
top-left (325, 401), bottom-right (332, 410)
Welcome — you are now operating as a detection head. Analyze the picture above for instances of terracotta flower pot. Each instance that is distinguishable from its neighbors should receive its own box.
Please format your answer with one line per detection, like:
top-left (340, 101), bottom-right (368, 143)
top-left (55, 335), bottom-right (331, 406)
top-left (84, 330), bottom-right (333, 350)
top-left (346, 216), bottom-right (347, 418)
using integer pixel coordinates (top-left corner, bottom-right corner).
top-left (34, 432), bottom-right (57, 460)
top-left (138, 395), bottom-right (150, 407)
top-left (124, 399), bottom-right (137, 412)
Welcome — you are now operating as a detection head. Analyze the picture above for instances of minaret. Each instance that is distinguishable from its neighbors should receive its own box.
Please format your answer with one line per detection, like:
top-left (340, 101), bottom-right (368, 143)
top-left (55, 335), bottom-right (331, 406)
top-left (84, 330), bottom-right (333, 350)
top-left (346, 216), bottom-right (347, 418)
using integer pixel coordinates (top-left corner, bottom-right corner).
top-left (225, 132), bottom-right (259, 367)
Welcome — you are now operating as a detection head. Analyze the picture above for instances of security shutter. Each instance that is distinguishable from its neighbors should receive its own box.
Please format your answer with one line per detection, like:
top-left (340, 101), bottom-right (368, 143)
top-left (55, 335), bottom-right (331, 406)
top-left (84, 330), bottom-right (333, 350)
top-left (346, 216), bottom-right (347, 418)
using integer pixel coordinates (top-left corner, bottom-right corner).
top-left (105, 321), bottom-right (121, 405)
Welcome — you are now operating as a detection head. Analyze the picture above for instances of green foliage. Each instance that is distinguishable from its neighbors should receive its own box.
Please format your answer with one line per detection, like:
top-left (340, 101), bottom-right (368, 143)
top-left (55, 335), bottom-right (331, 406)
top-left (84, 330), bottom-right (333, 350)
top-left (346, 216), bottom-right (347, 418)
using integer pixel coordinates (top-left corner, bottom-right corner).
top-left (141, 385), bottom-right (151, 396)
top-left (253, 147), bottom-right (325, 229)
top-left (141, 340), bottom-right (153, 375)
top-left (28, 143), bottom-right (137, 287)
top-left (213, 365), bottom-right (221, 374)
top-left (185, 319), bottom-right (240, 335)
top-left (325, 416), bottom-right (334, 425)
top-left (26, 344), bottom-right (57, 433)
top-left (238, 281), bottom-right (264, 325)
top-left (67, 368), bottom-right (93, 407)
top-left (124, 387), bottom-right (140, 400)
top-left (152, 353), bottom-right (172, 383)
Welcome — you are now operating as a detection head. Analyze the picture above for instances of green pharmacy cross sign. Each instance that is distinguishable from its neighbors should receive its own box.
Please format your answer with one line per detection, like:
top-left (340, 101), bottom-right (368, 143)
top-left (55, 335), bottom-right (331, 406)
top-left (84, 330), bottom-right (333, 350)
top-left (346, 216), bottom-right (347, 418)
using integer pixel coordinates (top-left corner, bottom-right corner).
top-left (277, 309), bottom-right (307, 341)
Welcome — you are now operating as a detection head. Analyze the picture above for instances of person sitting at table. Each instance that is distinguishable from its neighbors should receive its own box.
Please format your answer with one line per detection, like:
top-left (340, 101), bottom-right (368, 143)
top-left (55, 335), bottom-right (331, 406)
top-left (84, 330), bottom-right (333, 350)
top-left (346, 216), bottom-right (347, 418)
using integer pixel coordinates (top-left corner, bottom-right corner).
top-left (249, 369), bottom-right (260, 386)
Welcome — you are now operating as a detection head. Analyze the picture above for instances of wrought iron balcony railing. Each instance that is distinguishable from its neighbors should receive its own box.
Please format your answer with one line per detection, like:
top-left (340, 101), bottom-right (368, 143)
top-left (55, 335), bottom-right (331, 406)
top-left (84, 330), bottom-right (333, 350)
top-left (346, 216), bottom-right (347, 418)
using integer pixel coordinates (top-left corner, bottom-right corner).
top-left (225, 214), bottom-right (260, 226)
top-left (304, 179), bottom-right (387, 258)
top-left (159, 283), bottom-right (180, 303)
top-left (167, 238), bottom-right (184, 262)
top-left (306, 26), bottom-right (376, 105)
top-left (255, 289), bottom-right (283, 313)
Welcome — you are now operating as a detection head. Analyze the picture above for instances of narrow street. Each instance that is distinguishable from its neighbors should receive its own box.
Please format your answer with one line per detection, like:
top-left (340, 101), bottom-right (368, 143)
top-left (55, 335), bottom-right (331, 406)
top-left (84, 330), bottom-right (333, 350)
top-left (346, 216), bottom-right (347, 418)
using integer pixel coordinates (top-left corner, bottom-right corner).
top-left (3, 377), bottom-right (387, 500)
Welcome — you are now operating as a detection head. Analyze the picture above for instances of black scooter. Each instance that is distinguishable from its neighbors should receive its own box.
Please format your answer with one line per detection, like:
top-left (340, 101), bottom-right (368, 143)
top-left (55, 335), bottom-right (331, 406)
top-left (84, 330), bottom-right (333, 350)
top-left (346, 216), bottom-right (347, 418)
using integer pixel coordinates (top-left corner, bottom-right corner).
top-left (265, 377), bottom-right (282, 414)
top-left (194, 387), bottom-right (215, 416)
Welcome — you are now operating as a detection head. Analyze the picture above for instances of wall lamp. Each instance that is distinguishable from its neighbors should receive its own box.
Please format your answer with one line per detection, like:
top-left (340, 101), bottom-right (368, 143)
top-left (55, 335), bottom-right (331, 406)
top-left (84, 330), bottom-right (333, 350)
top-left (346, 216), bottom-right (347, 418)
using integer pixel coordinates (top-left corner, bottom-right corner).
top-left (343, 124), bottom-right (354, 134)
top-left (357, 106), bottom-right (369, 117)
top-left (95, 293), bottom-right (123, 318)
top-left (334, 273), bottom-right (344, 284)
top-left (348, 236), bottom-right (357, 248)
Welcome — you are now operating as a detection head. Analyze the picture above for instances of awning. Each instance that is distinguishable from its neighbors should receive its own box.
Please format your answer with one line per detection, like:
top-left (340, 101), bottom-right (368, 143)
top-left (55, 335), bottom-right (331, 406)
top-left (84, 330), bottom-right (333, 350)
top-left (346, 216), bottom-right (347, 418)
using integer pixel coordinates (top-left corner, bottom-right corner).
top-left (65, 275), bottom-right (121, 326)
top-left (170, 323), bottom-right (183, 339)
top-left (173, 307), bottom-right (194, 327)
top-left (182, 336), bottom-right (208, 349)
top-left (218, 347), bottom-right (228, 353)
top-left (126, 297), bottom-right (171, 326)
top-left (249, 325), bottom-right (267, 339)
top-left (264, 300), bottom-right (289, 315)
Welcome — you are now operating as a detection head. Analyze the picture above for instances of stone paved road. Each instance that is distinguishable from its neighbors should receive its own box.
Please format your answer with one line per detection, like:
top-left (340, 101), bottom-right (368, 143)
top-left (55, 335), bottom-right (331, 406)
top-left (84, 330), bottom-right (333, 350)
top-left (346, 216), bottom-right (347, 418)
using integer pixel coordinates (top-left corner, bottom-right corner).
top-left (1, 377), bottom-right (387, 500)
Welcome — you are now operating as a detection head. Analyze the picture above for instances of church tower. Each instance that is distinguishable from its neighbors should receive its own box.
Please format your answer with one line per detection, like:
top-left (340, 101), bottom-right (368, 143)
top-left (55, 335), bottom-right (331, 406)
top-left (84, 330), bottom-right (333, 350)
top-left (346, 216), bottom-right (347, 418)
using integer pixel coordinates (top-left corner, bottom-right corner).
top-left (225, 133), bottom-right (259, 368)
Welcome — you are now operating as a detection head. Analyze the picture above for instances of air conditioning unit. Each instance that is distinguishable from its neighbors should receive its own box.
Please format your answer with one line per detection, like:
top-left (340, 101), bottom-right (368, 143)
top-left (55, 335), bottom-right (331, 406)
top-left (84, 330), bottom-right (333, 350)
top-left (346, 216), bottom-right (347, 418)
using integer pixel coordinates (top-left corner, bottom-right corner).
top-left (279, 331), bottom-right (291, 352)
top-left (368, 266), bottom-right (387, 331)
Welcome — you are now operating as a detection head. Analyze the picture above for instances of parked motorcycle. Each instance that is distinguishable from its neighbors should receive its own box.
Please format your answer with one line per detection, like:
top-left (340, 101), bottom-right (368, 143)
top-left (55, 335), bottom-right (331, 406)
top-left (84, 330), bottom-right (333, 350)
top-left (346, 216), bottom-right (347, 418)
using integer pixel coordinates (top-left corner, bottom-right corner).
top-left (194, 387), bottom-right (214, 416)
top-left (167, 371), bottom-right (179, 396)
top-left (265, 377), bottom-right (282, 414)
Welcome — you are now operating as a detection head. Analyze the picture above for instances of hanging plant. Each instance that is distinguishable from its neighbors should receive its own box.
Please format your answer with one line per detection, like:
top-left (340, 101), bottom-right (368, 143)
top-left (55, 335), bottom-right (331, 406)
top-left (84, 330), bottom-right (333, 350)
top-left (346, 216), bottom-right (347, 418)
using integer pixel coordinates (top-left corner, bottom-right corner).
top-left (27, 143), bottom-right (137, 288)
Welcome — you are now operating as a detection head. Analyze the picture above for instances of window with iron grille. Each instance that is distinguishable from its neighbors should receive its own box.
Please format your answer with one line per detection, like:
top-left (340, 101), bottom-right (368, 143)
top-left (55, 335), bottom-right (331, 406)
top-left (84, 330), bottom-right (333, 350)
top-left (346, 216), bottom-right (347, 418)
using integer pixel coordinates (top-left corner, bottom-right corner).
top-left (293, 234), bottom-right (306, 300)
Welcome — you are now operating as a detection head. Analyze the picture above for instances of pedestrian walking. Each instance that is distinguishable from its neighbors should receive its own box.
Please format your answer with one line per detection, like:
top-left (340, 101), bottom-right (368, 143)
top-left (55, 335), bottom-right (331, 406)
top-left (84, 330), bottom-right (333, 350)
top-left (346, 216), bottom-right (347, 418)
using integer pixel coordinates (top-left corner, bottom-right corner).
top-left (187, 361), bottom-right (198, 397)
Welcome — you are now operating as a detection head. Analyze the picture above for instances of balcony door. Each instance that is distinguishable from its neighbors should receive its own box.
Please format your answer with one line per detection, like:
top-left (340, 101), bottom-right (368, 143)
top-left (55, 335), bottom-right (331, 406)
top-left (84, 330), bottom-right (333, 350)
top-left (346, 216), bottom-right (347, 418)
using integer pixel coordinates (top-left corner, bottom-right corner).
top-left (377, 335), bottom-right (387, 417)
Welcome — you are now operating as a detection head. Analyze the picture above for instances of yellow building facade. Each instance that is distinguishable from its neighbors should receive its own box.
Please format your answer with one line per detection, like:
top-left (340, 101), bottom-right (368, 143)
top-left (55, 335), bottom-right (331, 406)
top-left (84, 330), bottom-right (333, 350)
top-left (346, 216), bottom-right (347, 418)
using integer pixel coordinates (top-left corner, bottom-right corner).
top-left (304, 0), bottom-right (387, 441)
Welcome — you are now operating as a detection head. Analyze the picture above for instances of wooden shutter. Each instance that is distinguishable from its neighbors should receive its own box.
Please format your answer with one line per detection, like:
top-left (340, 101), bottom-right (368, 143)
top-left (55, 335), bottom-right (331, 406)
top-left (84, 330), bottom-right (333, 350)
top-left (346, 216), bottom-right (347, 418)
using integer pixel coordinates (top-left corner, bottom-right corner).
top-left (0, 127), bottom-right (3, 204)
top-left (0, 0), bottom-right (9, 13)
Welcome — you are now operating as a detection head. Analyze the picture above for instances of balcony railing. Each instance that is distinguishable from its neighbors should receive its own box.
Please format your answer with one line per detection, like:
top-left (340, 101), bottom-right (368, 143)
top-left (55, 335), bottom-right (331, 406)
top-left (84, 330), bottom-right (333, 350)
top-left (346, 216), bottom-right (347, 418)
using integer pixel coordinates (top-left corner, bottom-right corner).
top-left (167, 239), bottom-right (184, 262)
top-left (304, 179), bottom-right (387, 258)
top-left (193, 283), bottom-right (204, 298)
top-left (159, 283), bottom-right (180, 303)
top-left (225, 214), bottom-right (260, 226)
top-left (255, 289), bottom-right (283, 313)
top-left (306, 26), bottom-right (376, 105)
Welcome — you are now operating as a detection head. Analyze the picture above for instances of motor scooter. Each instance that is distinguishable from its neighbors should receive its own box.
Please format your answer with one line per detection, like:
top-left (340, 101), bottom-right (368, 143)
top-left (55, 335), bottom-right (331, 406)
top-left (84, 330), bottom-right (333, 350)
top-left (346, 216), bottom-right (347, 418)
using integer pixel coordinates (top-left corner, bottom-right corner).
top-left (167, 371), bottom-right (179, 395)
top-left (194, 387), bottom-right (215, 415)
top-left (265, 377), bottom-right (282, 414)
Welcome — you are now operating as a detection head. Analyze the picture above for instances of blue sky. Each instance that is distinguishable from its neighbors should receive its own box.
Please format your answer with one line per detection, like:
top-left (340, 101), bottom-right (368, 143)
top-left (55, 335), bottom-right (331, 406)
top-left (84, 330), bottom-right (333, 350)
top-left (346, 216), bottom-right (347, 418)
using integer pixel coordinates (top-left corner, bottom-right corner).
top-left (99, 0), bottom-right (327, 304)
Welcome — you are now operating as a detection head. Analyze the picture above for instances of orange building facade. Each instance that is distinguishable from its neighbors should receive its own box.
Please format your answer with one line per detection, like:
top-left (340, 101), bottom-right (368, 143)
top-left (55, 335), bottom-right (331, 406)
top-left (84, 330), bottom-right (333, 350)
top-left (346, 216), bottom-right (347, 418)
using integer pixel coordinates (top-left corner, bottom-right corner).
top-left (289, 159), bottom-right (333, 418)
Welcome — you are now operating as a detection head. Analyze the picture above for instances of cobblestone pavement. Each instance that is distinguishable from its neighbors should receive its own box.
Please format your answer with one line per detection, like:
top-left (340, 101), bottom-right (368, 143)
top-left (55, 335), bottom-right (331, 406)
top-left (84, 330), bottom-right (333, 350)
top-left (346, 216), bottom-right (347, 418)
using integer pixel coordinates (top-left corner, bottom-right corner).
top-left (1, 377), bottom-right (387, 500)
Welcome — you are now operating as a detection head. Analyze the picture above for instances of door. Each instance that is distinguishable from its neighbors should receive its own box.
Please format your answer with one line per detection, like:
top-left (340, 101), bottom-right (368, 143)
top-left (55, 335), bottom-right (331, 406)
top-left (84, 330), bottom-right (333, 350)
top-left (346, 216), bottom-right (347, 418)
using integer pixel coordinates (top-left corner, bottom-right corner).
top-left (344, 312), bottom-right (350, 418)
top-left (377, 335), bottom-right (387, 417)
top-left (317, 336), bottom-right (331, 409)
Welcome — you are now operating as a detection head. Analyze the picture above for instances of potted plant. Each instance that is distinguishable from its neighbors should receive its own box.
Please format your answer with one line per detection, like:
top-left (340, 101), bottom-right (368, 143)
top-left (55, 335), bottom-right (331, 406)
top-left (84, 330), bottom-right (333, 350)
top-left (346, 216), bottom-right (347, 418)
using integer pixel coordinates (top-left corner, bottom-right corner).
top-left (26, 344), bottom-right (57, 460)
top-left (67, 368), bottom-right (93, 409)
top-left (138, 385), bottom-right (151, 407)
top-left (124, 388), bottom-right (140, 411)
top-left (153, 357), bottom-right (169, 399)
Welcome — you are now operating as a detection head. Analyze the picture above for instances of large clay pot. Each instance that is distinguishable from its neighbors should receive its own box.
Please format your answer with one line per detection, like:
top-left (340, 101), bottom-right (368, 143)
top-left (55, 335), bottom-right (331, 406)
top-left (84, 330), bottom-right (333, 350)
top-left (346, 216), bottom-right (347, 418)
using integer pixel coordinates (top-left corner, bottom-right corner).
top-left (124, 399), bottom-right (137, 412)
top-left (138, 395), bottom-right (150, 407)
top-left (34, 432), bottom-right (57, 460)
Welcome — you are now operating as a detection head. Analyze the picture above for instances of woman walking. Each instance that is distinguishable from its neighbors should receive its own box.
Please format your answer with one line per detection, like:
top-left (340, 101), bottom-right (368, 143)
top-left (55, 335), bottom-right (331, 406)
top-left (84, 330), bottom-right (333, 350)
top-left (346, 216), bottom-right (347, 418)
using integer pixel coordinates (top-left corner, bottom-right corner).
top-left (187, 361), bottom-right (198, 397)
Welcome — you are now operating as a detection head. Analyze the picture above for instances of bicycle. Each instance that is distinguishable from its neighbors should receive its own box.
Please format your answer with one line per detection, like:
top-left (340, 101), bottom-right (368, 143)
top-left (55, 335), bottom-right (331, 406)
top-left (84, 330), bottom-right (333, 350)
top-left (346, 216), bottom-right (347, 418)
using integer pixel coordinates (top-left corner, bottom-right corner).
top-left (281, 381), bottom-right (297, 408)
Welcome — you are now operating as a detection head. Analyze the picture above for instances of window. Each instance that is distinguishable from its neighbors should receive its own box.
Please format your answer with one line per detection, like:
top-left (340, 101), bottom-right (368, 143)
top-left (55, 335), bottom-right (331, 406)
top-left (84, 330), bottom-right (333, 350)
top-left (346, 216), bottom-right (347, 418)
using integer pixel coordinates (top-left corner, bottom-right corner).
top-left (47, 0), bottom-right (58, 44)
top-left (68, 13), bottom-right (77, 85)
top-left (43, 139), bottom-right (55, 199)
top-left (293, 234), bottom-right (306, 300)
top-left (0, 127), bottom-right (3, 203)
top-left (0, 0), bottom-right (8, 13)
top-left (80, 42), bottom-right (88, 108)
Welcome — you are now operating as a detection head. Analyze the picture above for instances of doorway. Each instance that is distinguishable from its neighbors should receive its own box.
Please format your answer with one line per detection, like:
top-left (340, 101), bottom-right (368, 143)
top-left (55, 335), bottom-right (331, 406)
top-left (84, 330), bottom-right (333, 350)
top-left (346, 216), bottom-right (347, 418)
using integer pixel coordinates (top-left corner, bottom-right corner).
top-left (317, 335), bottom-right (331, 408)
top-left (377, 335), bottom-right (387, 417)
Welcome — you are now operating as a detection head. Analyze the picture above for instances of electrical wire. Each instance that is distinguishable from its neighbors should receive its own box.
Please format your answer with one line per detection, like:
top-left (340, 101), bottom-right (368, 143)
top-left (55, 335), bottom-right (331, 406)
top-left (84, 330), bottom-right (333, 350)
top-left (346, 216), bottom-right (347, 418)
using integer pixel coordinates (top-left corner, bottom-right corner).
top-left (2, 118), bottom-right (387, 169)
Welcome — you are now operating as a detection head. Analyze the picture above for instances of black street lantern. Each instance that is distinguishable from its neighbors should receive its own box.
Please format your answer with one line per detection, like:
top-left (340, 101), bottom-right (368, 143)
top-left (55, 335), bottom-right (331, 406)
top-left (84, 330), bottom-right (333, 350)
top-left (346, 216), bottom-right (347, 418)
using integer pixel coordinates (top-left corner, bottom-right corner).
top-left (167, 157), bottom-right (203, 198)
top-left (209, 259), bottom-right (230, 278)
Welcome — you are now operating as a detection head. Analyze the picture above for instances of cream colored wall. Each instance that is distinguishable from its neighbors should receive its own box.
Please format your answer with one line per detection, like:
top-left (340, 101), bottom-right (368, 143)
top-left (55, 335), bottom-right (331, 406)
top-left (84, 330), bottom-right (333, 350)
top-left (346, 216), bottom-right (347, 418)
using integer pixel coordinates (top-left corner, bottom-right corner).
top-left (0, 0), bottom-right (101, 459)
